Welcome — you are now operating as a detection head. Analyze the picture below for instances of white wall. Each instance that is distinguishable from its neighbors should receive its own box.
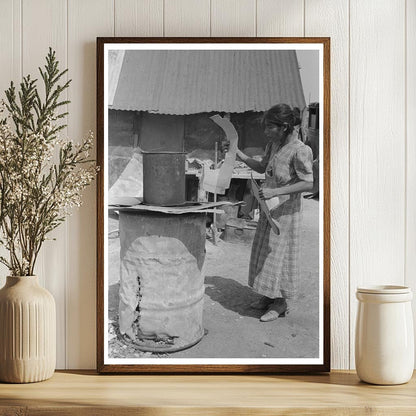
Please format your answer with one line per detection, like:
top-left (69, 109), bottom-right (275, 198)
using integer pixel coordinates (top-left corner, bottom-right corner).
top-left (0, 0), bottom-right (414, 370)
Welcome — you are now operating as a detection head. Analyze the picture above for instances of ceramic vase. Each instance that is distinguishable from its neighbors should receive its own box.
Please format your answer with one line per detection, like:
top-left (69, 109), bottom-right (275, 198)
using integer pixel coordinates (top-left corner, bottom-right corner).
top-left (0, 276), bottom-right (56, 383)
top-left (355, 285), bottom-right (414, 385)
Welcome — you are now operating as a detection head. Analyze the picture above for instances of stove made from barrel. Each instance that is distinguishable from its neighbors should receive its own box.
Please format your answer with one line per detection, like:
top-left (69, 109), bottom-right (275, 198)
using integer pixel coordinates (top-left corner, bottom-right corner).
top-left (117, 151), bottom-right (206, 353)
top-left (118, 209), bottom-right (206, 353)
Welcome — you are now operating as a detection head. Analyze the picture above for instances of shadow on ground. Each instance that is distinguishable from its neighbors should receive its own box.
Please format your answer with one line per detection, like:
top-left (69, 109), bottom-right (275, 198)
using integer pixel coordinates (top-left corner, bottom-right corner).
top-left (204, 275), bottom-right (264, 319)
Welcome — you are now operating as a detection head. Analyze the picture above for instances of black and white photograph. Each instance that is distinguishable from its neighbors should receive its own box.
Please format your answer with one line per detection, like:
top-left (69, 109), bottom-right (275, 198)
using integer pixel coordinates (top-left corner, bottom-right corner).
top-left (97, 38), bottom-right (330, 373)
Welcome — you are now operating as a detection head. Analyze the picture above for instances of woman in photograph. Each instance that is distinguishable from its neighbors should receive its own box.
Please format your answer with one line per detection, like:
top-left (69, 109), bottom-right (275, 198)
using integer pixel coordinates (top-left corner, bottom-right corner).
top-left (226, 103), bottom-right (314, 322)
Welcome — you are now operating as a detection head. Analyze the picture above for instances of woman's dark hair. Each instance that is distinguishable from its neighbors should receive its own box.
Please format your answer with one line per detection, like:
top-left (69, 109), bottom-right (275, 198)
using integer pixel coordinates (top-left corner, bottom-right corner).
top-left (262, 104), bottom-right (301, 133)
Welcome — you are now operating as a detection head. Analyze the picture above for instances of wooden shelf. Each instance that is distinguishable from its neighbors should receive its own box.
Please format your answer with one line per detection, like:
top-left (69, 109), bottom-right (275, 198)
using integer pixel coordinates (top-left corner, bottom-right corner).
top-left (0, 370), bottom-right (415, 415)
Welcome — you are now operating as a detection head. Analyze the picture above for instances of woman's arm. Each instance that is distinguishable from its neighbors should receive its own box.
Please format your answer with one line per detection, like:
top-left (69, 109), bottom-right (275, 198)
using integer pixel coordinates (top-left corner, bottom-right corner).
top-left (259, 181), bottom-right (313, 199)
top-left (236, 149), bottom-right (266, 174)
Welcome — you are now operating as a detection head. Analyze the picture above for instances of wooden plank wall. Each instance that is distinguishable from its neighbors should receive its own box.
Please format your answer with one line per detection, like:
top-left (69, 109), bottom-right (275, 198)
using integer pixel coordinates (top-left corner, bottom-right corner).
top-left (407, 0), bottom-right (416, 368)
top-left (0, 0), bottom-right (413, 370)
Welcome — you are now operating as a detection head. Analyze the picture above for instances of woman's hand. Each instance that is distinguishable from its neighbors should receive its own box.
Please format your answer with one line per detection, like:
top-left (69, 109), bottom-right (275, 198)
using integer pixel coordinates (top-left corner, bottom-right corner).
top-left (219, 144), bottom-right (265, 173)
top-left (259, 187), bottom-right (278, 200)
top-left (220, 140), bottom-right (245, 162)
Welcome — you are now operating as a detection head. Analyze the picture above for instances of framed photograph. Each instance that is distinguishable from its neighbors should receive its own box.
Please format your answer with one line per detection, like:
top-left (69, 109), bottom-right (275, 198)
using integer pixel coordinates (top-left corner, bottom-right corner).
top-left (97, 37), bottom-right (330, 373)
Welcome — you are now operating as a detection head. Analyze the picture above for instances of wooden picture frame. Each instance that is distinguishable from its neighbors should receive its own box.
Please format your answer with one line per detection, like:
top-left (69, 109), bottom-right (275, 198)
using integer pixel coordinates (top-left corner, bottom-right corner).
top-left (97, 37), bottom-right (330, 373)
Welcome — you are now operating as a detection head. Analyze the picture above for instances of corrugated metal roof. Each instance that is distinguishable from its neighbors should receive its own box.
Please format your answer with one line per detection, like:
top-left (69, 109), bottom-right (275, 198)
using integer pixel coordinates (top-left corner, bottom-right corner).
top-left (111, 50), bottom-right (306, 115)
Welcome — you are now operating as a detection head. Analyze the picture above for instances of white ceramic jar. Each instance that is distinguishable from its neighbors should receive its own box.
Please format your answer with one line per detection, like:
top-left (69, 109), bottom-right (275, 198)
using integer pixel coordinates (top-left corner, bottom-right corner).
top-left (355, 285), bottom-right (414, 385)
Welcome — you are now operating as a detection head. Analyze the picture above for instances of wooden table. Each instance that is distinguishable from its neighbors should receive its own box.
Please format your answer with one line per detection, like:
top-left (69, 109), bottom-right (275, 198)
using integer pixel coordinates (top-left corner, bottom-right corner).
top-left (0, 370), bottom-right (415, 415)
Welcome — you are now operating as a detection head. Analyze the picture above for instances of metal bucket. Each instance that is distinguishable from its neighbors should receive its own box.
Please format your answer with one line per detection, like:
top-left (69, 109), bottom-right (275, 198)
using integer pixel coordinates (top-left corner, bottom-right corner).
top-left (142, 151), bottom-right (186, 206)
top-left (118, 211), bottom-right (206, 352)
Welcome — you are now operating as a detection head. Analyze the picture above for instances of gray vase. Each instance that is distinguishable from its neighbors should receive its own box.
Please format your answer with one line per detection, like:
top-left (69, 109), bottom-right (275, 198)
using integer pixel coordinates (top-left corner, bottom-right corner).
top-left (0, 276), bottom-right (56, 383)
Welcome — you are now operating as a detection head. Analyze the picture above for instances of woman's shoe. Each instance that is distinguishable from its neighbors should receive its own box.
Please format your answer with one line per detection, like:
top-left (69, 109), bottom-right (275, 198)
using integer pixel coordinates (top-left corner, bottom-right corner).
top-left (260, 298), bottom-right (288, 322)
top-left (250, 296), bottom-right (274, 310)
top-left (259, 309), bottom-right (280, 322)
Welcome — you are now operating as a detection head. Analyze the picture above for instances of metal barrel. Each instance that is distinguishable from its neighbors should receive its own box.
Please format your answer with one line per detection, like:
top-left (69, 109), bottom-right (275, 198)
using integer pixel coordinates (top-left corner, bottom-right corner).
top-left (118, 211), bottom-right (206, 353)
top-left (142, 151), bottom-right (186, 206)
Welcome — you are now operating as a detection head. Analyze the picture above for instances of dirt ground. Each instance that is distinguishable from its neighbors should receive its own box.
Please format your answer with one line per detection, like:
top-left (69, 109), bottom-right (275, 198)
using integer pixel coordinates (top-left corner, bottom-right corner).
top-left (107, 197), bottom-right (319, 359)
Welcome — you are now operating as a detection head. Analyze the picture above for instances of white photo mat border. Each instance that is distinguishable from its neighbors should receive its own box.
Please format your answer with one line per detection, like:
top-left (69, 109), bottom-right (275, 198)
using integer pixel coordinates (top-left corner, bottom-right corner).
top-left (102, 42), bottom-right (324, 366)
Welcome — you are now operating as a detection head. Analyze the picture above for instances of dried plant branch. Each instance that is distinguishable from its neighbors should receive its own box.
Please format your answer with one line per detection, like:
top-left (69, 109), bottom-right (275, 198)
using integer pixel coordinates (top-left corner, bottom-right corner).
top-left (0, 48), bottom-right (97, 276)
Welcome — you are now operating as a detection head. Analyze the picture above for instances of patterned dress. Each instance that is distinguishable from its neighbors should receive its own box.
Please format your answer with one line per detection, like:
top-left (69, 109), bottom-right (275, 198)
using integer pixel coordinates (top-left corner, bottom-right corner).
top-left (248, 136), bottom-right (313, 299)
